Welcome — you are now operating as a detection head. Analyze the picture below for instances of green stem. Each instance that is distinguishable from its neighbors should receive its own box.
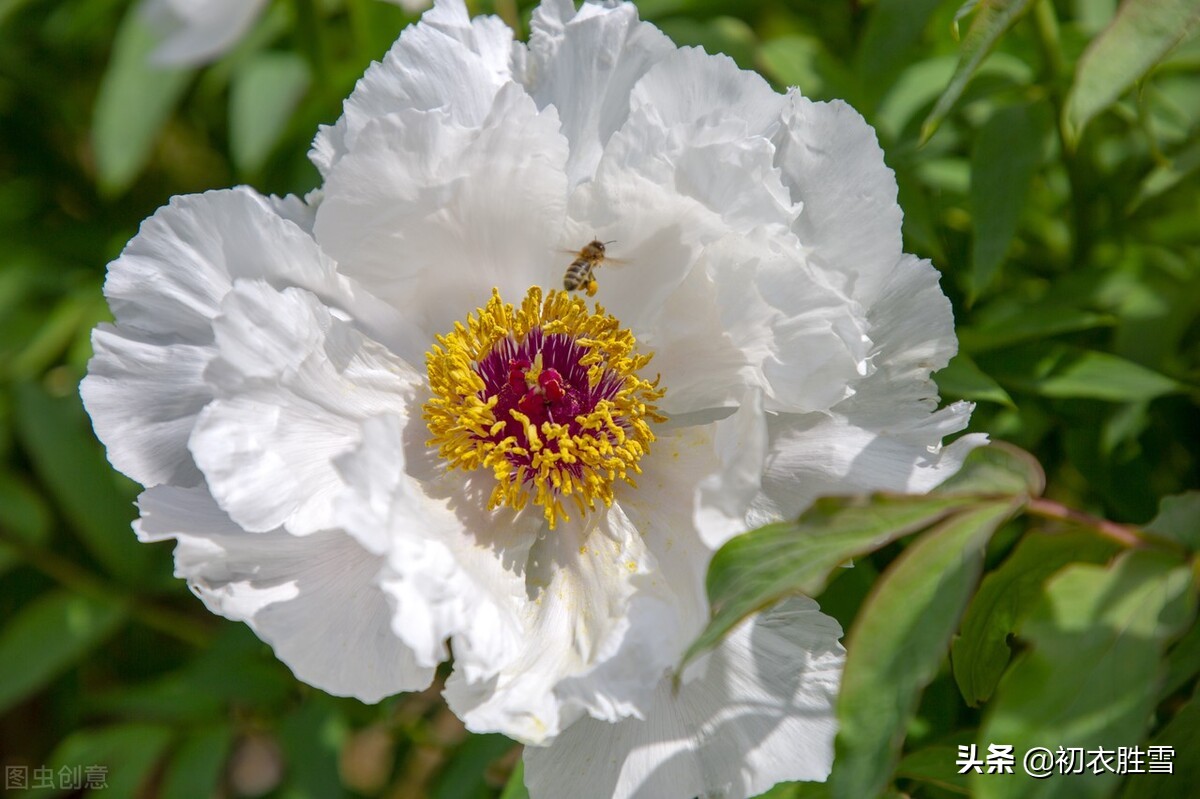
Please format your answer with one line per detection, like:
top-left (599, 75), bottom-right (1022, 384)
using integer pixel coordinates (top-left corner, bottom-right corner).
top-left (0, 527), bottom-right (213, 648)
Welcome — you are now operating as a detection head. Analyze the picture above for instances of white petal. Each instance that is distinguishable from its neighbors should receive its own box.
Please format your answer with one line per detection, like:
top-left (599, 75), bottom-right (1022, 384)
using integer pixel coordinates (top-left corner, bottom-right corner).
top-left (444, 504), bottom-right (672, 744)
top-left (750, 255), bottom-right (987, 521)
top-left (313, 83), bottom-right (569, 350)
top-left (567, 49), bottom-right (795, 333)
top-left (523, 0), bottom-right (674, 189)
top-left (524, 597), bottom-right (844, 799)
top-left (190, 281), bottom-right (422, 535)
top-left (84, 188), bottom-right (363, 488)
top-left (136, 484), bottom-right (432, 701)
top-left (81, 327), bottom-right (210, 487)
top-left (645, 232), bottom-right (871, 417)
top-left (102, 187), bottom-right (350, 344)
top-left (774, 94), bottom-right (905, 307)
top-left (335, 414), bottom-right (534, 680)
top-left (142, 0), bottom-right (268, 66)
top-left (310, 0), bottom-right (516, 174)
top-left (752, 406), bottom-right (987, 525)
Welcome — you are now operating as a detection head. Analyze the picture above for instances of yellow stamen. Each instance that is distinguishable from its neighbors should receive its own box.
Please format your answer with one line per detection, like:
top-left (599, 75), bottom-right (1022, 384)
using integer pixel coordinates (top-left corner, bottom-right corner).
top-left (423, 287), bottom-right (665, 529)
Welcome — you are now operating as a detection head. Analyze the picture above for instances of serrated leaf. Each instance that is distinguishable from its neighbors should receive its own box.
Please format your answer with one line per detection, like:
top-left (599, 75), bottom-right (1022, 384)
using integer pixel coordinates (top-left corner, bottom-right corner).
top-left (92, 4), bottom-right (193, 195)
top-left (975, 550), bottom-right (1196, 799)
top-left (832, 500), bottom-right (1018, 799)
top-left (936, 353), bottom-right (1016, 407)
top-left (983, 344), bottom-right (1181, 402)
top-left (969, 102), bottom-right (1049, 299)
top-left (952, 531), bottom-right (1121, 706)
top-left (161, 724), bottom-right (234, 799)
top-left (1145, 491), bottom-right (1200, 551)
top-left (20, 723), bottom-right (173, 799)
top-left (0, 590), bottom-right (127, 715)
top-left (684, 445), bottom-right (1041, 669)
top-left (229, 52), bottom-right (310, 174)
top-left (1064, 0), bottom-right (1200, 144)
top-left (921, 0), bottom-right (1037, 143)
top-left (13, 380), bottom-right (151, 583)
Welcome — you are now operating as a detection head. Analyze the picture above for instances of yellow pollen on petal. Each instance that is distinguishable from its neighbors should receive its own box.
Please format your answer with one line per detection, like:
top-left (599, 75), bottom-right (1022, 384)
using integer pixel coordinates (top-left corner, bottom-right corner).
top-left (423, 286), bottom-right (666, 529)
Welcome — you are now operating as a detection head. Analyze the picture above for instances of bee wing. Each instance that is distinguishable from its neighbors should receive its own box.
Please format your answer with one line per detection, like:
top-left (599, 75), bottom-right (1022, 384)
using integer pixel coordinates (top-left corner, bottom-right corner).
top-left (601, 256), bottom-right (631, 269)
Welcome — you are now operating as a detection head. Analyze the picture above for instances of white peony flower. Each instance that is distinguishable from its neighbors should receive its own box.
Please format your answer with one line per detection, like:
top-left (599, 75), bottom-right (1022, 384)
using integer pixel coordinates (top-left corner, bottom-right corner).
top-left (141, 0), bottom-right (433, 66)
top-left (84, 0), bottom-right (986, 795)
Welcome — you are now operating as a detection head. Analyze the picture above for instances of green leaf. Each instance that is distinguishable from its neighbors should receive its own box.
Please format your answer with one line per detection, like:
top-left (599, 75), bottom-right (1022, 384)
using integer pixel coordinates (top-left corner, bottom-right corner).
top-left (161, 724), bottom-right (235, 799)
top-left (952, 531), bottom-right (1121, 706)
top-left (278, 697), bottom-right (349, 799)
top-left (1129, 137), bottom-right (1200, 211)
top-left (895, 743), bottom-right (972, 795)
top-left (19, 723), bottom-right (173, 799)
top-left (434, 734), bottom-right (517, 799)
top-left (855, 0), bottom-right (944, 107)
top-left (921, 0), bottom-right (1037, 143)
top-left (657, 16), bottom-right (757, 70)
top-left (959, 305), bottom-right (1116, 354)
top-left (0, 471), bottom-right (51, 575)
top-left (832, 500), bottom-right (1019, 799)
top-left (0, 590), bottom-right (127, 715)
top-left (1120, 692), bottom-right (1200, 799)
top-left (983, 344), bottom-right (1182, 402)
top-left (229, 52), bottom-right (311, 175)
top-left (975, 550), bottom-right (1196, 799)
top-left (499, 759), bottom-right (530, 799)
top-left (1162, 617), bottom-right (1200, 700)
top-left (86, 624), bottom-right (290, 722)
top-left (684, 445), bottom-right (1042, 669)
top-left (1064, 0), bottom-right (1200, 144)
top-left (758, 35), bottom-right (827, 96)
top-left (1145, 491), bottom-right (1200, 551)
top-left (969, 102), bottom-right (1049, 299)
top-left (91, 4), bottom-right (194, 196)
top-left (935, 353), bottom-right (1016, 407)
top-left (13, 380), bottom-right (150, 582)
top-left (684, 493), bottom-right (977, 669)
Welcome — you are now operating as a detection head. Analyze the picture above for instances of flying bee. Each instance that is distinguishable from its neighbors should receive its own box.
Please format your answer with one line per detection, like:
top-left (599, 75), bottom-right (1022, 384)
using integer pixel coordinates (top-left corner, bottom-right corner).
top-left (562, 239), bottom-right (624, 297)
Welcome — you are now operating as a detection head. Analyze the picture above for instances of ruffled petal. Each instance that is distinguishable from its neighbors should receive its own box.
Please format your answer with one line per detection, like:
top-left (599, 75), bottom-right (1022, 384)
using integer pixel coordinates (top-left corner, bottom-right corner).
top-left (190, 281), bottom-right (422, 535)
top-left (335, 414), bottom-right (534, 681)
top-left (523, 0), bottom-right (674, 189)
top-left (82, 188), bottom-right (365, 488)
top-left (313, 83), bottom-right (569, 354)
top-left (136, 484), bottom-right (432, 701)
top-left (645, 231), bottom-right (871, 417)
top-left (774, 93), bottom-right (905, 307)
top-left (310, 0), bottom-right (516, 174)
top-left (142, 0), bottom-right (268, 66)
top-left (82, 328), bottom-right (210, 487)
top-left (444, 504), bottom-right (671, 744)
top-left (523, 597), bottom-right (844, 799)
top-left (566, 48), bottom-right (796, 336)
top-left (750, 254), bottom-right (987, 521)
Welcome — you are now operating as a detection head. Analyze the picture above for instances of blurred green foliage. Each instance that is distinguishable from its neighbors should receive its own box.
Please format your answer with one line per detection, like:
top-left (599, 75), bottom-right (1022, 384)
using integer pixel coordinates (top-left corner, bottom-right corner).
top-left (0, 0), bottom-right (1198, 797)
